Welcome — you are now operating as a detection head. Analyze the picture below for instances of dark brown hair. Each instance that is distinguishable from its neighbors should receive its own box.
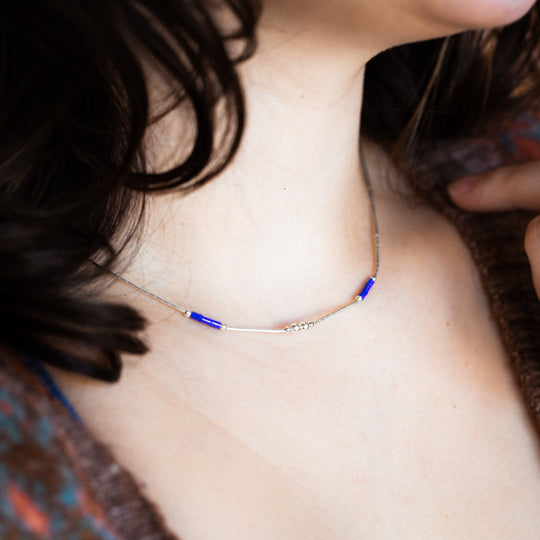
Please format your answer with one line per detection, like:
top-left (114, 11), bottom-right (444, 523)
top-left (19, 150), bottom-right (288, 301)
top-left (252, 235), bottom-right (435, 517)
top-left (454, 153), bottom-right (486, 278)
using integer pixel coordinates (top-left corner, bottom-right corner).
top-left (1, 1), bottom-right (540, 381)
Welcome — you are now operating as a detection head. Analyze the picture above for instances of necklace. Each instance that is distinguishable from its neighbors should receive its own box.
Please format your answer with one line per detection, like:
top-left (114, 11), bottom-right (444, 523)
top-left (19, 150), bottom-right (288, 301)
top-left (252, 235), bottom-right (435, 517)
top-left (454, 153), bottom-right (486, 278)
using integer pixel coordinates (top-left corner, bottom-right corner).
top-left (102, 144), bottom-right (380, 334)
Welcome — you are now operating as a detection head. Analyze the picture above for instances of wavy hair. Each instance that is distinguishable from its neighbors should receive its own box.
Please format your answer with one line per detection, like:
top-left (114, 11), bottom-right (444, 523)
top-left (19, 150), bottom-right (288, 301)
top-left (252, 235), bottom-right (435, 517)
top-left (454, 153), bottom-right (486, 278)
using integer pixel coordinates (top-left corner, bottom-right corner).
top-left (1, 0), bottom-right (540, 381)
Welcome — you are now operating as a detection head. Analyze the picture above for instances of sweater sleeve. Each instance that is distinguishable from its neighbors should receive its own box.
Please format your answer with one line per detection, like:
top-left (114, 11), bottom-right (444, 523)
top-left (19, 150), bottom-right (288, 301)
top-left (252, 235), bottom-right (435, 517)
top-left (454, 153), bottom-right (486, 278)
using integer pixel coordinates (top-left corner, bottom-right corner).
top-left (495, 111), bottom-right (540, 162)
top-left (0, 351), bottom-right (179, 540)
top-left (0, 364), bottom-right (124, 540)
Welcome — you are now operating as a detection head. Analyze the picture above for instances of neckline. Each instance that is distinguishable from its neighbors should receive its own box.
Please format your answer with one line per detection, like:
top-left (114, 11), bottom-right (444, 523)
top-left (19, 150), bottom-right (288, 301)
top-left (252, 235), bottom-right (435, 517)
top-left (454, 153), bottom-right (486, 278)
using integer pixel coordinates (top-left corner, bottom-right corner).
top-left (24, 355), bottom-right (81, 423)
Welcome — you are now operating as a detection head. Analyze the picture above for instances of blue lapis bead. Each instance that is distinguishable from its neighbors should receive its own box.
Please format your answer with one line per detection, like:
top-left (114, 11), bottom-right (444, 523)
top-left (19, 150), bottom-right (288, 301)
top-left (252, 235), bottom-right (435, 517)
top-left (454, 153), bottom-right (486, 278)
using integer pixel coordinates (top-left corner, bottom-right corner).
top-left (189, 312), bottom-right (223, 329)
top-left (359, 277), bottom-right (376, 300)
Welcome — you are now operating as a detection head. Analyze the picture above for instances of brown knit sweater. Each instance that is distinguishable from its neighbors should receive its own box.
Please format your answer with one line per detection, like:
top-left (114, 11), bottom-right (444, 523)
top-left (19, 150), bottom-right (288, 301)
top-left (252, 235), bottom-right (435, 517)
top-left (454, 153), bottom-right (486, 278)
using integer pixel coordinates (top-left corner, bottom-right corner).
top-left (2, 126), bottom-right (540, 538)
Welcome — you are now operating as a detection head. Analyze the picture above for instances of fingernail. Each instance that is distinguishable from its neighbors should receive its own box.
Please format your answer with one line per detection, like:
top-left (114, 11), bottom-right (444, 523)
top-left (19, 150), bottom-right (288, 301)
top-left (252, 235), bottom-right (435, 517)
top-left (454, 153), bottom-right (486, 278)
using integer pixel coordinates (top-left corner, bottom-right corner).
top-left (448, 176), bottom-right (478, 195)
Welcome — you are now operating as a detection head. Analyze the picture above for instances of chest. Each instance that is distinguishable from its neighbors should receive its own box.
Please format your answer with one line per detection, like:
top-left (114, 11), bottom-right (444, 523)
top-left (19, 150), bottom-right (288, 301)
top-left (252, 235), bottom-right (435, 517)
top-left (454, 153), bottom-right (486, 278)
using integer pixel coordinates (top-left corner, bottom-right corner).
top-left (49, 215), bottom-right (540, 538)
top-left (50, 308), bottom-right (540, 539)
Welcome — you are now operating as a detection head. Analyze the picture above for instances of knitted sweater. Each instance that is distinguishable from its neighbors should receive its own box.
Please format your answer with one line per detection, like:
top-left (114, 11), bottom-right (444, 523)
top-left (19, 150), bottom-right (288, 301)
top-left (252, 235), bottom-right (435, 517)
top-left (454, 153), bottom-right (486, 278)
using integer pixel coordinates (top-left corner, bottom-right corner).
top-left (2, 115), bottom-right (540, 539)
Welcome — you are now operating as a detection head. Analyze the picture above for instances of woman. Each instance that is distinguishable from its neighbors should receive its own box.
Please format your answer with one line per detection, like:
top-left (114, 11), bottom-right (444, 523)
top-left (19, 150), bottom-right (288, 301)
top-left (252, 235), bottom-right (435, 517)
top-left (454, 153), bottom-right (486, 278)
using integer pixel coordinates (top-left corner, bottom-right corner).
top-left (2, 0), bottom-right (540, 537)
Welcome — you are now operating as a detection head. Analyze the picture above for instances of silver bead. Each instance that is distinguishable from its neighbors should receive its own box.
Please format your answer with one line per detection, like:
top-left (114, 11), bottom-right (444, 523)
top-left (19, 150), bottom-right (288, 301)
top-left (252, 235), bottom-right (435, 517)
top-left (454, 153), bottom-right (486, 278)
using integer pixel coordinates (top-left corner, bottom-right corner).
top-left (285, 321), bottom-right (314, 332)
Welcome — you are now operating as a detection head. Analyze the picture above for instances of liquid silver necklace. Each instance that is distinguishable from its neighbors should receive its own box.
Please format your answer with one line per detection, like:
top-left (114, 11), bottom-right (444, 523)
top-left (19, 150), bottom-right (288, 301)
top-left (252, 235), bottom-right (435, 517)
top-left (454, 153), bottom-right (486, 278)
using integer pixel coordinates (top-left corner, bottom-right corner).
top-left (103, 145), bottom-right (380, 334)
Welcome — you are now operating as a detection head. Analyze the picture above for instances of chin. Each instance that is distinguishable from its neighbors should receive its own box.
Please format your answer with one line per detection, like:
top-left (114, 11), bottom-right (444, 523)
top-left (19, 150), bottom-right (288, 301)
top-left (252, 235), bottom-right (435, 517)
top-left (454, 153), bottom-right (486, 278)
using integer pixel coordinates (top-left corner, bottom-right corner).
top-left (371, 0), bottom-right (536, 51)
top-left (432, 0), bottom-right (537, 30)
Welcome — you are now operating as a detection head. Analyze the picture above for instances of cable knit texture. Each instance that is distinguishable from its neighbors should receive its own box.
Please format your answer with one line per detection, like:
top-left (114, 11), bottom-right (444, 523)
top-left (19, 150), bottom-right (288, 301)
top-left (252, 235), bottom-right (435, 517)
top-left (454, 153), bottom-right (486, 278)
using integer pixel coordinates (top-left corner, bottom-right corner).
top-left (2, 113), bottom-right (540, 538)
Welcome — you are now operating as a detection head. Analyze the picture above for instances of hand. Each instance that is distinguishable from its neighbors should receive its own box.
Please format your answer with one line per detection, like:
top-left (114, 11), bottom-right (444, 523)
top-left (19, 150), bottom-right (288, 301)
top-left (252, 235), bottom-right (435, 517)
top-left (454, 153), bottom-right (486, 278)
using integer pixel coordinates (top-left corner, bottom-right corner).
top-left (448, 161), bottom-right (540, 298)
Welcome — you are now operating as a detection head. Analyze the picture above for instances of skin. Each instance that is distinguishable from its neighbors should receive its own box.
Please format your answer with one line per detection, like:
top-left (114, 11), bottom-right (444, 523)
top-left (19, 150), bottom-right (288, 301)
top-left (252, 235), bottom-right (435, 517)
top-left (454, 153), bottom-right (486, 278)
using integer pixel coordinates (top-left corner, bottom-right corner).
top-left (449, 165), bottom-right (540, 298)
top-left (134, 0), bottom-right (537, 326)
top-left (49, 0), bottom-right (540, 537)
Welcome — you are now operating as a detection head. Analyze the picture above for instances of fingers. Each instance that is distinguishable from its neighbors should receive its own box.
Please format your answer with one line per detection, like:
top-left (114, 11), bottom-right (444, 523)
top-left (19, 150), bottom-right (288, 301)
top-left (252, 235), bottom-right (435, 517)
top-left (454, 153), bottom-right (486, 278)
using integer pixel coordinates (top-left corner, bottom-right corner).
top-left (525, 216), bottom-right (540, 299)
top-left (448, 161), bottom-right (540, 212)
top-left (448, 161), bottom-right (540, 300)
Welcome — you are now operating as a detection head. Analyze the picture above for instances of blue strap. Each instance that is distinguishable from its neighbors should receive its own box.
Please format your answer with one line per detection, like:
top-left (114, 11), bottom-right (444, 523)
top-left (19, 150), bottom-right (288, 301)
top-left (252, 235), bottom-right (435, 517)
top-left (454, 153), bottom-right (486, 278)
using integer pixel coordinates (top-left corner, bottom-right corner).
top-left (25, 356), bottom-right (82, 424)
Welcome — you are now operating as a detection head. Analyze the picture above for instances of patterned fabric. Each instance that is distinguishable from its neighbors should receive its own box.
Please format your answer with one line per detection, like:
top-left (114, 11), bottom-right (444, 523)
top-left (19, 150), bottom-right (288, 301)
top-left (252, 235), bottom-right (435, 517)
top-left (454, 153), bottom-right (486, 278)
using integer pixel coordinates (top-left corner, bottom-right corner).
top-left (0, 363), bottom-right (123, 540)
top-left (497, 111), bottom-right (540, 161)
top-left (0, 354), bottom-right (178, 539)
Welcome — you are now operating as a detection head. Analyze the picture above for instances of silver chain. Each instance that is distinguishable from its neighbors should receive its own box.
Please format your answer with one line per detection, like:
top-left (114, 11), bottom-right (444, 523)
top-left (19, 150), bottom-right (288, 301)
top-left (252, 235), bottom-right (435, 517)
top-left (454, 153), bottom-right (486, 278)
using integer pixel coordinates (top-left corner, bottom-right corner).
top-left (100, 144), bottom-right (380, 334)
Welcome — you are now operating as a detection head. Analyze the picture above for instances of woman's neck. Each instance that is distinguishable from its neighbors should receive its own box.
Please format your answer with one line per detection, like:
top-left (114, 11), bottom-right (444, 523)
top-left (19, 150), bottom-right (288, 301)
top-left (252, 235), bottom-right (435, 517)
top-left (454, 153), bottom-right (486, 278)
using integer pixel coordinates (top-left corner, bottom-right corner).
top-left (120, 16), bottom-right (391, 328)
